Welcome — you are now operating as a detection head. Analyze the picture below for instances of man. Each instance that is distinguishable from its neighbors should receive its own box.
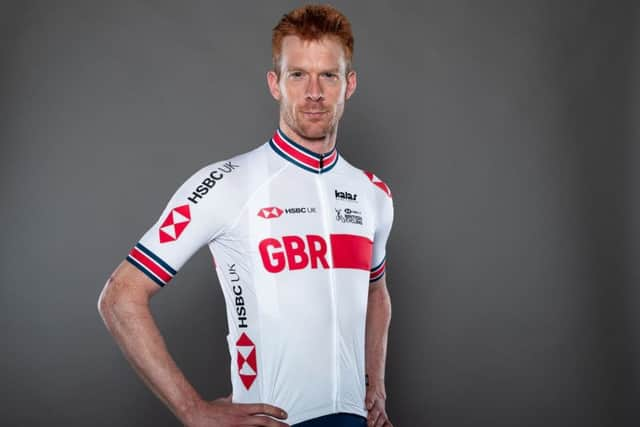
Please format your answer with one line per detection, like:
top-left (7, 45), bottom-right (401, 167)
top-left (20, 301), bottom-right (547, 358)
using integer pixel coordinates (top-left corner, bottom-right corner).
top-left (98, 5), bottom-right (394, 427)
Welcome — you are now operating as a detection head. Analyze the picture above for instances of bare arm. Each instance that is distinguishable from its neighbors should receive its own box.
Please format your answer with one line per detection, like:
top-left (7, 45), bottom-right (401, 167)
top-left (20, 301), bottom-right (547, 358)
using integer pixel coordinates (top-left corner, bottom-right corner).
top-left (98, 260), bottom-right (204, 422)
top-left (365, 275), bottom-right (393, 427)
top-left (97, 261), bottom-right (288, 427)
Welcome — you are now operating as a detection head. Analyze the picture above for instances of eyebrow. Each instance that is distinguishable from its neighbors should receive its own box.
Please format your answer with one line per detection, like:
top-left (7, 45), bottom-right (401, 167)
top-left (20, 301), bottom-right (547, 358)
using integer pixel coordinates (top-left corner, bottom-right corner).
top-left (285, 68), bottom-right (341, 74)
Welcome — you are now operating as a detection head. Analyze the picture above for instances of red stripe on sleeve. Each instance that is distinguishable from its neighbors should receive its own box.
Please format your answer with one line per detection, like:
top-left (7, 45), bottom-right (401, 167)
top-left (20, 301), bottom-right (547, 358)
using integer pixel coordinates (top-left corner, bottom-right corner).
top-left (130, 248), bottom-right (172, 283)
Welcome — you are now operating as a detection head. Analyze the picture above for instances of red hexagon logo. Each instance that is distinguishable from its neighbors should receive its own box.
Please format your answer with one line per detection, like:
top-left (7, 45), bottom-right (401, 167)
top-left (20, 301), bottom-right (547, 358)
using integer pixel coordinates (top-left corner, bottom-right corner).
top-left (257, 206), bottom-right (283, 219)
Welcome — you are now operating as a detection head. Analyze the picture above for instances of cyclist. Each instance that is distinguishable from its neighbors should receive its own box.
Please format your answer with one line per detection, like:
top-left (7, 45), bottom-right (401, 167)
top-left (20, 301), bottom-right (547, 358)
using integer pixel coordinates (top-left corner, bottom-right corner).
top-left (98, 5), bottom-right (394, 426)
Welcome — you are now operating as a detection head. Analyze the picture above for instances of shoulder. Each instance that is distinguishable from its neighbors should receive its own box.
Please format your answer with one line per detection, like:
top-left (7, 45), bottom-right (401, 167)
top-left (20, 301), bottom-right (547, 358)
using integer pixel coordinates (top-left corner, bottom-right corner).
top-left (180, 143), bottom-right (271, 202)
top-left (154, 144), bottom-right (273, 226)
top-left (362, 170), bottom-right (392, 199)
top-left (338, 156), bottom-right (392, 200)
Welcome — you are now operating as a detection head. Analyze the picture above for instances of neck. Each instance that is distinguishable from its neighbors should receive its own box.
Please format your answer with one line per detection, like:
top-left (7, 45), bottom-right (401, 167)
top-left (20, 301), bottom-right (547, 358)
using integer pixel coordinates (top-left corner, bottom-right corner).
top-left (278, 120), bottom-right (337, 155)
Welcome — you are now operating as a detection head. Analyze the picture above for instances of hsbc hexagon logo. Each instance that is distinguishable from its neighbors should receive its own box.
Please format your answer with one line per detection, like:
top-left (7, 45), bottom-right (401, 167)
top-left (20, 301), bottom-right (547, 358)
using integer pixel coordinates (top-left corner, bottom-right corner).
top-left (159, 204), bottom-right (191, 243)
top-left (236, 333), bottom-right (257, 390)
top-left (257, 206), bottom-right (283, 219)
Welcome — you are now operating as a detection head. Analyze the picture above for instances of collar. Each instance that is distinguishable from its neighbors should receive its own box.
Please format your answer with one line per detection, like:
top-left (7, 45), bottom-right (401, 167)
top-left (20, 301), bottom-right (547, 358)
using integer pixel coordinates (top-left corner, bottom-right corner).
top-left (269, 128), bottom-right (339, 174)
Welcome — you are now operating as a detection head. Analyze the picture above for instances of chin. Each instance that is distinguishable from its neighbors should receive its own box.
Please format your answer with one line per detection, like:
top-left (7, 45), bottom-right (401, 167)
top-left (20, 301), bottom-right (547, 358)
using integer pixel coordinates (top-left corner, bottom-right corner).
top-left (299, 122), bottom-right (333, 139)
top-left (300, 128), bottom-right (329, 140)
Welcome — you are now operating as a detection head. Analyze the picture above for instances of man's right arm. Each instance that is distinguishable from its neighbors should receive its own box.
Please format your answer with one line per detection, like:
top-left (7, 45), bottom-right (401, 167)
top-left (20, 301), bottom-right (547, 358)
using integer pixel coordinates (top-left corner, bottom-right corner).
top-left (98, 261), bottom-right (289, 427)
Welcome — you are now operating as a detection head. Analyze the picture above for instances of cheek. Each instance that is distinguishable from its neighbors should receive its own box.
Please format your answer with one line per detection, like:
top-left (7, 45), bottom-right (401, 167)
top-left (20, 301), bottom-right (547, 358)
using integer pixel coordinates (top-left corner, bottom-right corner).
top-left (278, 80), bottom-right (290, 102)
top-left (327, 82), bottom-right (347, 103)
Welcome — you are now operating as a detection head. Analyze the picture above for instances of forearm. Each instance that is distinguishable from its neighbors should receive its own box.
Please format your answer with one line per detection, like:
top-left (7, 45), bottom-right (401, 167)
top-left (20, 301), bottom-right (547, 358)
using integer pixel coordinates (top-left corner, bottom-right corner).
top-left (365, 283), bottom-right (392, 392)
top-left (99, 279), bottom-right (202, 423)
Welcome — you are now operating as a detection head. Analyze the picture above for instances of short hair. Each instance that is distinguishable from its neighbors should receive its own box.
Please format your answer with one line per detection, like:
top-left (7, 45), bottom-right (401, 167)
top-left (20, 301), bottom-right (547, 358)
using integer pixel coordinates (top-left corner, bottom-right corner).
top-left (272, 4), bottom-right (354, 74)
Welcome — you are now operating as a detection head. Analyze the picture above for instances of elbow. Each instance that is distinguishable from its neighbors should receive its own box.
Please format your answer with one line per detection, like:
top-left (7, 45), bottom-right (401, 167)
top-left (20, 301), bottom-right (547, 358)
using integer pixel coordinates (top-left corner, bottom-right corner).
top-left (97, 278), bottom-right (114, 323)
top-left (97, 275), bottom-right (124, 325)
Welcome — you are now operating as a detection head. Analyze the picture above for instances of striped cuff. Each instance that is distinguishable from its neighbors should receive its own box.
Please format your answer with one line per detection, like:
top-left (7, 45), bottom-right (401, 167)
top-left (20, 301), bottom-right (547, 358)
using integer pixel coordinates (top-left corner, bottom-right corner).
top-left (369, 257), bottom-right (386, 282)
top-left (126, 243), bottom-right (177, 287)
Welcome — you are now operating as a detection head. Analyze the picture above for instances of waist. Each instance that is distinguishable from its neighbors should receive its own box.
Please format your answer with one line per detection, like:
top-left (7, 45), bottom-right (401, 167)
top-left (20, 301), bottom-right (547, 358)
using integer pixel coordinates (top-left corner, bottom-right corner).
top-left (293, 413), bottom-right (367, 426)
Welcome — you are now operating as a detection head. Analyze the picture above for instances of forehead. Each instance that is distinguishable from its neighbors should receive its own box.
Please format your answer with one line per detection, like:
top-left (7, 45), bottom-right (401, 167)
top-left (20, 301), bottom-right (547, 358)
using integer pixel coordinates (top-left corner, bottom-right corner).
top-left (280, 35), bottom-right (346, 69)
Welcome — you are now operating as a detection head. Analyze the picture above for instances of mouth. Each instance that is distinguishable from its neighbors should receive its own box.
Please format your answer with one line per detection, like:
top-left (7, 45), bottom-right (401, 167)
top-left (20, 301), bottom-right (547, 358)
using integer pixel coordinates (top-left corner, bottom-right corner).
top-left (302, 111), bottom-right (327, 118)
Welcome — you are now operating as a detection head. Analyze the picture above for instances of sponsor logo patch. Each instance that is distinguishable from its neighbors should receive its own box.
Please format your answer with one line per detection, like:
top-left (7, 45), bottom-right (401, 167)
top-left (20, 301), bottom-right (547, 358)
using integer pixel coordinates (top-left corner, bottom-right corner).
top-left (257, 206), bottom-right (317, 219)
top-left (257, 206), bottom-right (284, 219)
top-left (228, 264), bottom-right (248, 329)
top-left (187, 162), bottom-right (239, 204)
top-left (335, 189), bottom-right (358, 202)
top-left (236, 333), bottom-right (257, 390)
top-left (335, 208), bottom-right (363, 225)
top-left (284, 207), bottom-right (317, 214)
top-left (159, 204), bottom-right (191, 243)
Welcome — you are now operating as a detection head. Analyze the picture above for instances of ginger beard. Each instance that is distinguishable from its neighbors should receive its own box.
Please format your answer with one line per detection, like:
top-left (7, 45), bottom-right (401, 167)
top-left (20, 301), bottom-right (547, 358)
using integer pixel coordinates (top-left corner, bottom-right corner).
top-left (275, 37), bottom-right (351, 143)
top-left (278, 79), bottom-right (345, 141)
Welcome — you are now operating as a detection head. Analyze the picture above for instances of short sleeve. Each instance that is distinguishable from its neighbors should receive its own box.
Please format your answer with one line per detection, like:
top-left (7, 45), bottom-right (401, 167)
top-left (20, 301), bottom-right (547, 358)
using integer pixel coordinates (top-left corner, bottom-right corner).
top-left (366, 171), bottom-right (394, 282)
top-left (125, 159), bottom-right (242, 286)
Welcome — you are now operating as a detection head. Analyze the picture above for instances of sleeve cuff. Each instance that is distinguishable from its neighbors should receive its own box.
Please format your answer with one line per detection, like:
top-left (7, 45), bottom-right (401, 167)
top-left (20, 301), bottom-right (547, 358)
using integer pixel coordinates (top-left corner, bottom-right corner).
top-left (126, 243), bottom-right (177, 287)
top-left (369, 257), bottom-right (386, 282)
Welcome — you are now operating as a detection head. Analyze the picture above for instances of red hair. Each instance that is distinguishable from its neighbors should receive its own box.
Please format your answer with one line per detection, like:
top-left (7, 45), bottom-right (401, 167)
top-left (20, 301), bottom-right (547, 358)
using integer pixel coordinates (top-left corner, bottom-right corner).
top-left (272, 4), bottom-right (354, 73)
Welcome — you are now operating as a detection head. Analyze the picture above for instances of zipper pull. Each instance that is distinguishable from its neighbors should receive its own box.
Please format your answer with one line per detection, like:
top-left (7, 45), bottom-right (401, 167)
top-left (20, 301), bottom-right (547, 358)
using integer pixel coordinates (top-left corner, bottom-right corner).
top-left (319, 154), bottom-right (324, 172)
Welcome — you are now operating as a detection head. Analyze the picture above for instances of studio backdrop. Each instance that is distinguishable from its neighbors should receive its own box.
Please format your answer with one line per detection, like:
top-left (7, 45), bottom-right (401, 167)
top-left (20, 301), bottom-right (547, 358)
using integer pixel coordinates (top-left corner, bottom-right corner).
top-left (1, 1), bottom-right (640, 426)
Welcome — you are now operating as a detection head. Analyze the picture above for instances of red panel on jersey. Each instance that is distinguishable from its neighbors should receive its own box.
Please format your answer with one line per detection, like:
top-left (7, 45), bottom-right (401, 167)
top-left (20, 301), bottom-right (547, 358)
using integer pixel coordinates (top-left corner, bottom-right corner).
top-left (330, 234), bottom-right (373, 271)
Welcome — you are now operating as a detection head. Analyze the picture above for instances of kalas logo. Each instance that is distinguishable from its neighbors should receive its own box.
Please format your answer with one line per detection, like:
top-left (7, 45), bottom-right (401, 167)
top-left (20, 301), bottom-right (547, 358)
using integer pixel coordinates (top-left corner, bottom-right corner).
top-left (335, 189), bottom-right (358, 202)
top-left (257, 207), bottom-right (283, 219)
top-left (159, 205), bottom-right (191, 243)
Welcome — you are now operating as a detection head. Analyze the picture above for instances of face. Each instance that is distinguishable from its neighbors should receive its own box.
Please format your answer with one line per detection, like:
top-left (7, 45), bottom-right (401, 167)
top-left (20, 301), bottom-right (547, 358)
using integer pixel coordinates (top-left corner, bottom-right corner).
top-left (267, 35), bottom-right (357, 142)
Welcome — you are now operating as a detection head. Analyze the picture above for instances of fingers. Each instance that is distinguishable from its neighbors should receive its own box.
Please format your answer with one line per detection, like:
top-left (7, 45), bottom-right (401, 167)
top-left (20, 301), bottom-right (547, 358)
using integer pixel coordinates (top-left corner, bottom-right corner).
top-left (367, 408), bottom-right (380, 427)
top-left (238, 403), bottom-right (288, 420)
top-left (374, 414), bottom-right (387, 427)
top-left (366, 398), bottom-right (392, 427)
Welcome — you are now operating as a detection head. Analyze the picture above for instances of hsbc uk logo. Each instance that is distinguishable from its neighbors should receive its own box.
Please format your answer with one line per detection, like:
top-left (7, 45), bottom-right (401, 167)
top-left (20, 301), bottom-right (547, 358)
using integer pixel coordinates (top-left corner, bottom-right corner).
top-left (257, 206), bottom-right (317, 219)
top-left (187, 162), bottom-right (239, 205)
top-left (159, 204), bottom-right (191, 243)
top-left (257, 207), bottom-right (283, 219)
top-left (236, 332), bottom-right (257, 390)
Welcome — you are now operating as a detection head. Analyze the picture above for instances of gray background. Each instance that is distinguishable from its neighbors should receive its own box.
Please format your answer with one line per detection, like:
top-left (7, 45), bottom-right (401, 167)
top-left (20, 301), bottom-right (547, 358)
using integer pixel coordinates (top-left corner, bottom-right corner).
top-left (1, 1), bottom-right (639, 426)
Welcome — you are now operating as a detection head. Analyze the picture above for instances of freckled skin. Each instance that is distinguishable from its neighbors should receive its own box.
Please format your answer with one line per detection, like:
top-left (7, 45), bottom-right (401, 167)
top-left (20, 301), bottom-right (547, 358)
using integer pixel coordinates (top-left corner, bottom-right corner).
top-left (267, 35), bottom-right (357, 155)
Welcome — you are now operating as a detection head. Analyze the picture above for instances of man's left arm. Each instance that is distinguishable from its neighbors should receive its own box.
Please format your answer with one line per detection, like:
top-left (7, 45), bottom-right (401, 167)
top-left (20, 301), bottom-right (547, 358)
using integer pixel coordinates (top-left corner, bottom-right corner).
top-left (365, 275), bottom-right (393, 427)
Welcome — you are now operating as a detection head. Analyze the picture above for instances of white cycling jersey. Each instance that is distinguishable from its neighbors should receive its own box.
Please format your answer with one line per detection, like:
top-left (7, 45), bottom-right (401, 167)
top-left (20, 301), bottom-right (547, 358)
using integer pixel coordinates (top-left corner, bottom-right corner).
top-left (125, 129), bottom-right (394, 425)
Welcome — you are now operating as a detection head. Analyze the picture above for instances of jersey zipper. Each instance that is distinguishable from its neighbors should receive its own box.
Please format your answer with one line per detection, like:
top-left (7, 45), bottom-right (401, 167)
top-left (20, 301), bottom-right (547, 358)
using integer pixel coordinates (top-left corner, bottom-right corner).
top-left (314, 167), bottom-right (339, 411)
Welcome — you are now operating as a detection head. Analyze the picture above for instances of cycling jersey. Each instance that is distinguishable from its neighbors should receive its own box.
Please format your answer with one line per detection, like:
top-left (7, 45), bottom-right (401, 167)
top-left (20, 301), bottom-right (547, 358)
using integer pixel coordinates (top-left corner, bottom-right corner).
top-left (125, 129), bottom-right (394, 425)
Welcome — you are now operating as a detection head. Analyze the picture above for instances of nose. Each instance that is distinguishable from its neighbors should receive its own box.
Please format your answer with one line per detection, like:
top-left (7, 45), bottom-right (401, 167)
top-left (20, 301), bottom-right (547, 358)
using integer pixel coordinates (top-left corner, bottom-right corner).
top-left (305, 75), bottom-right (323, 101)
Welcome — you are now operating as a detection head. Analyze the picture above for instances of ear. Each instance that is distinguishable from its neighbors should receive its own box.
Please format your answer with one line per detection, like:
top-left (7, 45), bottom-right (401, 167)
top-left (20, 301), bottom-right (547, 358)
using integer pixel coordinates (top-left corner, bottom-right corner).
top-left (345, 70), bottom-right (357, 100)
top-left (267, 70), bottom-right (281, 101)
